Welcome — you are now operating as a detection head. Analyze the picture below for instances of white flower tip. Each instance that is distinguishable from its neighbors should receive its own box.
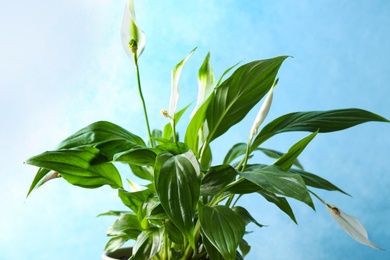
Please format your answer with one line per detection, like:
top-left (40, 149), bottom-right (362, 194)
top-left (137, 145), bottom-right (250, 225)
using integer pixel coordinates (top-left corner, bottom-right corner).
top-left (326, 204), bottom-right (383, 250)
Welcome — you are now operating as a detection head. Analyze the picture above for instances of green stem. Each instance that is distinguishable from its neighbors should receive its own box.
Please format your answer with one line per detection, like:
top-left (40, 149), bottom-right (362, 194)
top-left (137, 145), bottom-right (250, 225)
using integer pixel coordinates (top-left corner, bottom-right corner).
top-left (133, 53), bottom-right (153, 147)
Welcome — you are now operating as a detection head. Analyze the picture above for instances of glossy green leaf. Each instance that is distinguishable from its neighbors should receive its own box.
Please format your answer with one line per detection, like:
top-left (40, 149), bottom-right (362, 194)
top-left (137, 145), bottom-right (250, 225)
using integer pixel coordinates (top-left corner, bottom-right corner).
top-left (130, 228), bottom-right (163, 260)
top-left (199, 203), bottom-right (246, 260)
top-left (273, 131), bottom-right (318, 171)
top-left (105, 234), bottom-right (132, 253)
top-left (232, 206), bottom-right (264, 228)
top-left (26, 147), bottom-right (123, 189)
top-left (56, 121), bottom-right (145, 160)
top-left (258, 189), bottom-right (297, 223)
top-left (223, 143), bottom-right (247, 165)
top-left (164, 220), bottom-right (184, 244)
top-left (201, 231), bottom-right (224, 260)
top-left (118, 188), bottom-right (152, 213)
top-left (239, 239), bottom-right (251, 257)
top-left (252, 108), bottom-right (389, 149)
top-left (200, 165), bottom-right (238, 196)
top-left (258, 147), bottom-right (304, 170)
top-left (26, 168), bottom-right (51, 197)
top-left (290, 168), bottom-right (349, 195)
top-left (114, 148), bottom-right (157, 166)
top-left (154, 150), bottom-right (200, 248)
top-left (240, 165), bottom-right (314, 209)
top-left (205, 56), bottom-right (288, 143)
top-left (107, 213), bottom-right (142, 237)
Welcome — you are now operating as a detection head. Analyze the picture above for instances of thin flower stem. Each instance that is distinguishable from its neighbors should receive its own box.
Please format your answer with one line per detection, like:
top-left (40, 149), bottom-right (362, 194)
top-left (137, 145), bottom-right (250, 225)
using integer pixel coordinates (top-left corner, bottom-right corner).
top-left (133, 53), bottom-right (153, 147)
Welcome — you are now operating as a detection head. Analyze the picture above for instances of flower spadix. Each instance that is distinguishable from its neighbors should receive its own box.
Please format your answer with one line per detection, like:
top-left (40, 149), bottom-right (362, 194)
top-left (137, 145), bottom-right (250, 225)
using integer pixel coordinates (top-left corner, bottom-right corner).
top-left (326, 203), bottom-right (382, 250)
top-left (121, 0), bottom-right (146, 64)
top-left (249, 79), bottom-right (278, 142)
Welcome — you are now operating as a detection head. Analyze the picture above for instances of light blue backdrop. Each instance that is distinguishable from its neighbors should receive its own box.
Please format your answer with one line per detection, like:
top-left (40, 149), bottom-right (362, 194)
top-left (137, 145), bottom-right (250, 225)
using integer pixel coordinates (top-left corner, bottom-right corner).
top-left (1, 0), bottom-right (389, 259)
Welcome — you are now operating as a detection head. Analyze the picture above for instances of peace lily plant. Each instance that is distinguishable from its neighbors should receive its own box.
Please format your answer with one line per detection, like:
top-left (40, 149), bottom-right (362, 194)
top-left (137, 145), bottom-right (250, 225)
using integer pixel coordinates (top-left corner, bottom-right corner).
top-left (26, 0), bottom-right (388, 259)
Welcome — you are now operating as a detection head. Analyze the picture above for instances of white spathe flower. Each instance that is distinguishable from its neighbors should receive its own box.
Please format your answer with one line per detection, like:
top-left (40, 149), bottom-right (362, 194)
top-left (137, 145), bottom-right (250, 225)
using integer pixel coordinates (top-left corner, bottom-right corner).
top-left (249, 84), bottom-right (275, 142)
top-left (121, 0), bottom-right (146, 64)
top-left (169, 47), bottom-right (197, 118)
top-left (326, 204), bottom-right (382, 250)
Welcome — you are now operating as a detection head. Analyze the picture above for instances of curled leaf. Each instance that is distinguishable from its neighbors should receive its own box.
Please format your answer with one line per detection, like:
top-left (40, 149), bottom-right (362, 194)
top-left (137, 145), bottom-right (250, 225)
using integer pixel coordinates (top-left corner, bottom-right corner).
top-left (121, 0), bottom-right (146, 64)
top-left (326, 204), bottom-right (382, 250)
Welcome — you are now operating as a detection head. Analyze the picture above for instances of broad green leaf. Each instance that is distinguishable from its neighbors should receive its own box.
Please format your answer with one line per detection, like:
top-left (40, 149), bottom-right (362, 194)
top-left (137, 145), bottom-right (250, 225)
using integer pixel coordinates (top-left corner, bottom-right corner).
top-left (130, 228), bottom-right (163, 260)
top-left (232, 206), bottom-right (264, 228)
top-left (201, 231), bottom-right (224, 260)
top-left (252, 108), bottom-right (389, 149)
top-left (200, 165), bottom-right (238, 196)
top-left (258, 189), bottom-right (297, 223)
top-left (273, 131), bottom-right (318, 171)
top-left (169, 47), bottom-right (197, 117)
top-left (118, 188), bottom-right (153, 213)
top-left (225, 179), bottom-right (262, 194)
top-left (164, 220), bottom-right (184, 244)
top-left (121, 0), bottom-right (146, 63)
top-left (191, 52), bottom-right (215, 117)
top-left (106, 213), bottom-right (142, 237)
top-left (156, 141), bottom-right (189, 156)
top-left (154, 150), bottom-right (200, 248)
top-left (205, 56), bottom-right (288, 143)
top-left (199, 203), bottom-right (246, 260)
top-left (105, 234), bottom-right (132, 253)
top-left (240, 165), bottom-right (314, 209)
top-left (289, 168), bottom-right (349, 195)
top-left (114, 148), bottom-right (157, 166)
top-left (56, 121), bottom-right (145, 160)
top-left (26, 147), bottom-right (123, 189)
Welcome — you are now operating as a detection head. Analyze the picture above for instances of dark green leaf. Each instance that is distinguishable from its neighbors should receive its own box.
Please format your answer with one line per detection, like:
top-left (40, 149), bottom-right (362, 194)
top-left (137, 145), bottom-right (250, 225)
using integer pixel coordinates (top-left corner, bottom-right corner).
top-left (154, 150), bottom-right (200, 248)
top-left (205, 56), bottom-right (288, 143)
top-left (114, 148), bottom-right (157, 166)
top-left (223, 143), bottom-right (247, 165)
top-left (25, 147), bottom-right (123, 189)
top-left (290, 168), bottom-right (349, 195)
top-left (232, 206), bottom-right (264, 228)
top-left (199, 203), bottom-right (246, 260)
top-left (201, 165), bottom-right (238, 196)
top-left (258, 189), bottom-right (297, 223)
top-left (56, 121), bottom-right (145, 160)
top-left (240, 165), bottom-right (314, 209)
top-left (273, 131), bottom-right (318, 171)
top-left (201, 231), bottom-right (224, 260)
top-left (130, 228), bottom-right (163, 260)
top-left (258, 147), bottom-right (304, 170)
top-left (165, 220), bottom-right (184, 244)
top-left (239, 239), bottom-right (251, 257)
top-left (252, 108), bottom-right (389, 149)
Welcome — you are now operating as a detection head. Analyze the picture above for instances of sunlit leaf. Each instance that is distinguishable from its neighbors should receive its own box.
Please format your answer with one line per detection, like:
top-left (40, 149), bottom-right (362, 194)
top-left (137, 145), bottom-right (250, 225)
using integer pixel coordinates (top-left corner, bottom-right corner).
top-left (131, 228), bottom-right (163, 260)
top-left (199, 203), bottom-right (245, 260)
top-left (252, 108), bottom-right (389, 149)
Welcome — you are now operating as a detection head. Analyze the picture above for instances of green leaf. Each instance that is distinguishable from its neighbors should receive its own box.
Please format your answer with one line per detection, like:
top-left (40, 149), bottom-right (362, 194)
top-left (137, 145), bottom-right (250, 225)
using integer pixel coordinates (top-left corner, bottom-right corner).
top-left (25, 147), bottom-right (123, 189)
top-left (105, 234), bottom-right (132, 253)
top-left (185, 93), bottom-right (214, 155)
top-left (200, 165), bottom-right (238, 196)
top-left (26, 168), bottom-right (51, 197)
top-left (199, 203), bottom-right (246, 260)
top-left (205, 56), bottom-right (288, 143)
top-left (252, 108), bottom-right (389, 149)
top-left (130, 228), bottom-right (163, 260)
top-left (240, 165), bottom-right (314, 209)
top-left (129, 165), bottom-right (153, 181)
top-left (118, 188), bottom-right (153, 213)
top-left (289, 168), bottom-right (349, 195)
top-left (273, 131), bottom-right (318, 171)
top-left (201, 231), bottom-right (224, 260)
top-left (239, 239), bottom-right (251, 257)
top-left (232, 206), bottom-right (264, 228)
top-left (223, 143), bottom-right (247, 165)
top-left (215, 59), bottom-right (243, 87)
top-left (114, 148), bottom-right (157, 166)
top-left (107, 213), bottom-right (142, 237)
top-left (154, 150), bottom-right (200, 248)
top-left (258, 189), bottom-right (297, 223)
top-left (57, 121), bottom-right (145, 160)
top-left (164, 220), bottom-right (184, 244)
